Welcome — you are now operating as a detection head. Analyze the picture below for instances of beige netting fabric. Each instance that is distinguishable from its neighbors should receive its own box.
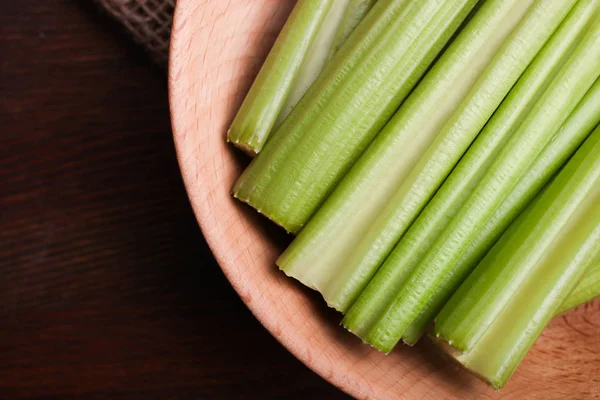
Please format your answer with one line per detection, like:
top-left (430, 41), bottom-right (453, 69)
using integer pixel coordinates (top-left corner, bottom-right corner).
top-left (96, 0), bottom-right (175, 65)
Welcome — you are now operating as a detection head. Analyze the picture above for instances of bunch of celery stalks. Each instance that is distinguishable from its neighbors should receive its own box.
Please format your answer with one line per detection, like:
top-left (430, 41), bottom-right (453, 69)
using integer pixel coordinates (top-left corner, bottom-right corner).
top-left (227, 0), bottom-right (600, 390)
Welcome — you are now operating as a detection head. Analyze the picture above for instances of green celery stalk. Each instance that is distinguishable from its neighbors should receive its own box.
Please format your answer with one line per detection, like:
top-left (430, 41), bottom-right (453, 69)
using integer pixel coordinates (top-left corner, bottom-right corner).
top-left (327, 0), bottom-right (379, 59)
top-left (432, 126), bottom-right (600, 389)
top-left (557, 261), bottom-right (600, 314)
top-left (343, 0), bottom-right (596, 342)
top-left (227, 0), bottom-right (335, 155)
top-left (401, 77), bottom-right (600, 344)
top-left (234, 0), bottom-right (480, 232)
top-left (456, 77), bottom-right (600, 278)
top-left (401, 77), bottom-right (600, 345)
top-left (280, 0), bottom-right (553, 311)
top-left (364, 13), bottom-right (600, 353)
top-left (274, 0), bottom-right (359, 127)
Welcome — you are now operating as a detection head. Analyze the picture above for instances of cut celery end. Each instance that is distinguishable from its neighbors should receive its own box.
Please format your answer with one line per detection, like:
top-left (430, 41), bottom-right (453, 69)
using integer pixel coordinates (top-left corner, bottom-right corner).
top-left (279, 0), bottom-right (535, 310)
top-left (437, 212), bottom-right (600, 390)
top-left (344, 0), bottom-right (593, 341)
top-left (364, 12), bottom-right (600, 353)
top-left (433, 127), bottom-right (600, 389)
top-left (234, 0), bottom-right (479, 233)
top-left (278, 1), bottom-right (540, 310)
top-left (456, 76), bottom-right (600, 278)
top-left (405, 183), bottom-right (555, 345)
top-left (227, 0), bottom-right (334, 155)
top-left (557, 261), bottom-right (600, 314)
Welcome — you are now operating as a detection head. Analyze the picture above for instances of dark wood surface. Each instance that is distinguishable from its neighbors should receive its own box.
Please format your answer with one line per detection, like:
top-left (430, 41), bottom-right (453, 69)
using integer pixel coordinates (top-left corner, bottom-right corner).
top-left (0, 2), bottom-right (350, 399)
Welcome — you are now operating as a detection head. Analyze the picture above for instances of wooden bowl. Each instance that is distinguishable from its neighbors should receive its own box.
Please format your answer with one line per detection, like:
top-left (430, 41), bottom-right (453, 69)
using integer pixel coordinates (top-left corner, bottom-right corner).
top-left (168, 1), bottom-right (600, 398)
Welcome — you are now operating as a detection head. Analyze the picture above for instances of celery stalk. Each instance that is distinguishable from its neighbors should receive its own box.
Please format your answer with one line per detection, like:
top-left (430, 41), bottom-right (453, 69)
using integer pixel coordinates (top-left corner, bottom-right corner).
top-left (365, 13), bottom-right (600, 353)
top-left (234, 0), bottom-right (480, 232)
top-left (402, 77), bottom-right (600, 345)
top-left (558, 261), bottom-right (600, 314)
top-left (227, 0), bottom-right (335, 155)
top-left (280, 0), bottom-right (548, 311)
top-left (327, 0), bottom-right (379, 59)
top-left (433, 126), bottom-right (600, 389)
top-left (401, 77), bottom-right (600, 344)
top-left (277, 1), bottom-right (382, 127)
top-left (343, 0), bottom-right (596, 342)
top-left (456, 77), bottom-right (600, 277)
top-left (274, 0), bottom-right (355, 127)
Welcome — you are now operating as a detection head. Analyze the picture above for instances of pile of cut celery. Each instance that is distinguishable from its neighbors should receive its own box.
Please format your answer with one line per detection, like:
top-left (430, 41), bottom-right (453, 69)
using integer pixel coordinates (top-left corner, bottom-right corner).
top-left (227, 0), bottom-right (600, 389)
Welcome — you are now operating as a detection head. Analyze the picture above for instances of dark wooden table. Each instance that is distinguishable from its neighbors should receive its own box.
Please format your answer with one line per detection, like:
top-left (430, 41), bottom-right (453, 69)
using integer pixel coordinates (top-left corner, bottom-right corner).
top-left (1, 2), bottom-right (350, 399)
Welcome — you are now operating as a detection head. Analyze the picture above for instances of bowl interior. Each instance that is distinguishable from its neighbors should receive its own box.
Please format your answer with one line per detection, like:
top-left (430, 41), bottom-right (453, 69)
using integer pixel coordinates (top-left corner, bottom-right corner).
top-left (168, 1), bottom-right (600, 398)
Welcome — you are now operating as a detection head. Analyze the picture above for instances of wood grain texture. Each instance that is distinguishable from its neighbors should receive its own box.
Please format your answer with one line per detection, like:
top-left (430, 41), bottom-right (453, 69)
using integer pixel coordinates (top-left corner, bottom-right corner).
top-left (168, 0), bottom-right (600, 399)
top-left (0, 1), bottom-right (349, 399)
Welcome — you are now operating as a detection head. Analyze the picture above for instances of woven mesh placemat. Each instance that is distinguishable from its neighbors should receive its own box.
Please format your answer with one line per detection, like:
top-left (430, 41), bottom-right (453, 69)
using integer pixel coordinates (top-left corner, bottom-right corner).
top-left (96, 0), bottom-right (175, 65)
